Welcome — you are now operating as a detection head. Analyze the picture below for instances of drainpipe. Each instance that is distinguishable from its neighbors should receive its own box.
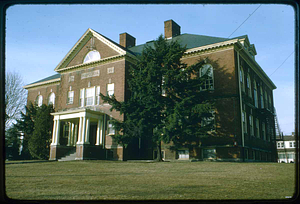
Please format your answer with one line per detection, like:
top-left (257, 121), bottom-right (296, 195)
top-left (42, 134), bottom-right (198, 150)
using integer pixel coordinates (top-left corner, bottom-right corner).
top-left (236, 43), bottom-right (245, 161)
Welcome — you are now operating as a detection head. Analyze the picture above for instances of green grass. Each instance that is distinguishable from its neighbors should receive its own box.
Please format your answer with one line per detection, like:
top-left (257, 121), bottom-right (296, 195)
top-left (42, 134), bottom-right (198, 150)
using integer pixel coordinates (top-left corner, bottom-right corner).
top-left (5, 160), bottom-right (296, 200)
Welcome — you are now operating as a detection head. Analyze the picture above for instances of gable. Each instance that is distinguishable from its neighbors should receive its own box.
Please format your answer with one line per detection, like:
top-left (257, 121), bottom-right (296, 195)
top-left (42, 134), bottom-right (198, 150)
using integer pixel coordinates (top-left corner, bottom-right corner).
top-left (54, 28), bottom-right (127, 72)
top-left (67, 36), bottom-right (120, 67)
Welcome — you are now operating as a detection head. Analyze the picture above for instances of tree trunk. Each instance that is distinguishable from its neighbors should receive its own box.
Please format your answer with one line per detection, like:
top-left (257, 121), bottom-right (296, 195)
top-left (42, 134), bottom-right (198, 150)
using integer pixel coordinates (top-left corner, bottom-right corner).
top-left (156, 141), bottom-right (163, 161)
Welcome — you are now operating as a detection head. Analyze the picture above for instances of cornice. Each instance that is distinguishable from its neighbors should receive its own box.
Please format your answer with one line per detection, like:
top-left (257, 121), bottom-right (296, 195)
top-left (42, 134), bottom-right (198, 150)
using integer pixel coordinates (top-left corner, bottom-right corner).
top-left (23, 78), bottom-right (60, 90)
top-left (234, 42), bottom-right (277, 90)
top-left (57, 54), bottom-right (126, 74)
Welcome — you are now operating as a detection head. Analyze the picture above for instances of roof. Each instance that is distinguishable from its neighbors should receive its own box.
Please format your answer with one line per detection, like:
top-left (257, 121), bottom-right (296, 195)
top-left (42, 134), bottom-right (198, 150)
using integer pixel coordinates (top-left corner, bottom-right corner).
top-left (129, 33), bottom-right (247, 55)
top-left (27, 73), bottom-right (61, 85)
top-left (277, 136), bottom-right (296, 141)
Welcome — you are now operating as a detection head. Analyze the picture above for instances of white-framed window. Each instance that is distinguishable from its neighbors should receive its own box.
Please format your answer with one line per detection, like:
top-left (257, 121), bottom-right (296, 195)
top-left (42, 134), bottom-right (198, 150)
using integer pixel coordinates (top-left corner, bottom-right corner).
top-left (277, 142), bottom-right (281, 148)
top-left (48, 92), bottom-right (55, 106)
top-left (240, 67), bottom-right (245, 92)
top-left (260, 86), bottom-right (264, 108)
top-left (178, 150), bottom-right (189, 159)
top-left (242, 111), bottom-right (247, 133)
top-left (247, 74), bottom-right (252, 97)
top-left (36, 95), bottom-right (43, 107)
top-left (67, 91), bottom-right (74, 104)
top-left (107, 120), bottom-right (115, 135)
top-left (262, 122), bottom-right (266, 140)
top-left (289, 142), bottom-right (293, 148)
top-left (80, 88), bottom-right (85, 107)
top-left (83, 50), bottom-right (101, 64)
top-left (96, 86), bottom-right (100, 105)
top-left (85, 87), bottom-right (94, 106)
top-left (107, 83), bottom-right (114, 97)
top-left (249, 114), bottom-right (254, 136)
top-left (69, 76), bottom-right (74, 82)
top-left (281, 142), bottom-right (284, 148)
top-left (199, 64), bottom-right (214, 91)
top-left (253, 81), bottom-right (258, 108)
top-left (256, 118), bottom-right (260, 138)
top-left (293, 142), bottom-right (296, 148)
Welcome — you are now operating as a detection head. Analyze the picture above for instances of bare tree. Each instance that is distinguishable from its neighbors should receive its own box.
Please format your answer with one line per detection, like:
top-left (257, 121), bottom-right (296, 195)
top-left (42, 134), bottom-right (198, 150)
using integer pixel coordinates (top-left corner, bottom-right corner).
top-left (5, 71), bottom-right (27, 130)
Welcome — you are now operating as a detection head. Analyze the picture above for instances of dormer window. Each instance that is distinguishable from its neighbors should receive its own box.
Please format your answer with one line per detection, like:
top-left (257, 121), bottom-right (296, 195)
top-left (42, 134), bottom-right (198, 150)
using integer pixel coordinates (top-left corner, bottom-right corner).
top-left (83, 50), bottom-right (101, 64)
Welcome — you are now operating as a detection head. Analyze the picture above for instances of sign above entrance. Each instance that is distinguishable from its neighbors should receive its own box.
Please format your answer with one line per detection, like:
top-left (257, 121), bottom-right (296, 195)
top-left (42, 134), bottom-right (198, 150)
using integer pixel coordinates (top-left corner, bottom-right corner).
top-left (81, 70), bottom-right (100, 79)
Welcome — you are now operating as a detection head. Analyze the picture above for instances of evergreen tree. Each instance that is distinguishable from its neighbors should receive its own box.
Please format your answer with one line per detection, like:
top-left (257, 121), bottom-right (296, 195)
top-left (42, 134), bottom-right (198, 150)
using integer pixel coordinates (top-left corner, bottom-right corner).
top-left (28, 104), bottom-right (54, 160)
top-left (5, 125), bottom-right (21, 160)
top-left (101, 35), bottom-right (213, 161)
top-left (14, 102), bottom-right (36, 159)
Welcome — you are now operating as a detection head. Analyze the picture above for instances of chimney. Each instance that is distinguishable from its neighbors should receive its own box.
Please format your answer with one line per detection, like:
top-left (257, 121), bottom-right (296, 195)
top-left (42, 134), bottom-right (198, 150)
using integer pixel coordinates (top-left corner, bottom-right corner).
top-left (164, 19), bottom-right (181, 39)
top-left (119, 32), bottom-right (136, 48)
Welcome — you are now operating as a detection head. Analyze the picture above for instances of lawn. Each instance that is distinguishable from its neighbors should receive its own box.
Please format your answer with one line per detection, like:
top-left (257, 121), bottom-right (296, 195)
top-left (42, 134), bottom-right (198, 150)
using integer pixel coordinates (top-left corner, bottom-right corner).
top-left (5, 160), bottom-right (296, 201)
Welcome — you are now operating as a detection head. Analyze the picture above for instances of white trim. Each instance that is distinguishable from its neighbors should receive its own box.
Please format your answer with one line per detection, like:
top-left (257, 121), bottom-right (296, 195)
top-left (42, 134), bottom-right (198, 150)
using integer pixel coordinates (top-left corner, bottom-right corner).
top-left (23, 78), bottom-right (60, 89)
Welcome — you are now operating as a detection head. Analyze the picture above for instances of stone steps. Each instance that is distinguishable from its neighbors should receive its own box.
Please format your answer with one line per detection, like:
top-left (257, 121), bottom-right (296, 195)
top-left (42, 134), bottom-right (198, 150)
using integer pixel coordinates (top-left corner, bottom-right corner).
top-left (58, 151), bottom-right (76, 161)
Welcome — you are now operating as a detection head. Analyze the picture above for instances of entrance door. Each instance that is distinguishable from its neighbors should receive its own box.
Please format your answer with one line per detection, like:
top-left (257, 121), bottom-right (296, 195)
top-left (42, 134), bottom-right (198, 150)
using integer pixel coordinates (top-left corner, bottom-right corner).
top-left (89, 123), bottom-right (97, 145)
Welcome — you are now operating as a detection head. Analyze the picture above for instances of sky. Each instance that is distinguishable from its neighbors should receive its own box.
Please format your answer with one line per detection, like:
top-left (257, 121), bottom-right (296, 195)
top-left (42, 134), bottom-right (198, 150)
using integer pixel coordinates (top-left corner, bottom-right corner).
top-left (5, 3), bottom-right (295, 135)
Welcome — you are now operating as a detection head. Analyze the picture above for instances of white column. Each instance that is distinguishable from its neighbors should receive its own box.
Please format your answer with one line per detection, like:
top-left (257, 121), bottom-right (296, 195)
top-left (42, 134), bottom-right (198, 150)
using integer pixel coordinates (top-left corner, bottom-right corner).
top-left (51, 120), bottom-right (57, 145)
top-left (77, 117), bottom-right (83, 144)
top-left (67, 122), bottom-right (72, 146)
top-left (96, 118), bottom-right (103, 145)
top-left (55, 120), bottom-right (61, 145)
top-left (81, 116), bottom-right (86, 143)
top-left (102, 115), bottom-right (106, 148)
top-left (74, 124), bottom-right (78, 146)
top-left (71, 123), bottom-right (75, 146)
top-left (85, 118), bottom-right (90, 144)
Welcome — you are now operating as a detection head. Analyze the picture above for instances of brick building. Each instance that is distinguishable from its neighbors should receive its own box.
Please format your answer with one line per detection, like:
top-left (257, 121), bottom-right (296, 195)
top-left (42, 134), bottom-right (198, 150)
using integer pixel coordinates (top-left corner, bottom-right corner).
top-left (24, 20), bottom-right (277, 162)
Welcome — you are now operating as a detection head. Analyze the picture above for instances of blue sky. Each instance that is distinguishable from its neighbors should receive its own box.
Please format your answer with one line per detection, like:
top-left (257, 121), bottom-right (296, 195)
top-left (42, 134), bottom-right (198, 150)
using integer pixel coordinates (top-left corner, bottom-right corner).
top-left (5, 4), bottom-right (295, 135)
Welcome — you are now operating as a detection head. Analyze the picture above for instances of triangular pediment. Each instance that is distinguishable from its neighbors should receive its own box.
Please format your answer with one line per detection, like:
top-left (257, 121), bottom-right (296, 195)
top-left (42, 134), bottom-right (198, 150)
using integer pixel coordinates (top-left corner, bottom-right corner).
top-left (54, 28), bottom-right (128, 72)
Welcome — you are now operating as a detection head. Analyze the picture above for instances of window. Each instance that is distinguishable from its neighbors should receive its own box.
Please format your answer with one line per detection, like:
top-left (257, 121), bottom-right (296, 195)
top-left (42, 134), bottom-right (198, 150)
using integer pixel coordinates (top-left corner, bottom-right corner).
top-left (247, 74), bottom-right (252, 97)
top-left (96, 86), bottom-right (100, 105)
top-left (256, 118), bottom-right (260, 138)
top-left (281, 142), bottom-right (284, 148)
top-left (293, 142), bottom-right (296, 148)
top-left (48, 92), bottom-right (55, 106)
top-left (249, 115), bottom-right (254, 136)
top-left (85, 87), bottom-right (94, 106)
top-left (83, 50), bottom-right (101, 64)
top-left (262, 122), bottom-right (266, 140)
top-left (260, 86), bottom-right (264, 108)
top-left (68, 91), bottom-right (74, 104)
top-left (201, 109), bottom-right (215, 132)
top-left (178, 150), bottom-right (189, 159)
top-left (107, 120), bottom-right (115, 135)
top-left (253, 81), bottom-right (258, 108)
top-left (107, 83), bottom-right (114, 97)
top-left (199, 64), bottom-right (214, 91)
top-left (277, 142), bottom-right (281, 148)
top-left (240, 67), bottom-right (245, 92)
top-left (242, 111), bottom-right (247, 133)
top-left (36, 95), bottom-right (43, 107)
top-left (289, 142), bottom-right (293, 148)
top-left (80, 89), bottom-right (84, 107)
top-left (264, 90), bottom-right (268, 109)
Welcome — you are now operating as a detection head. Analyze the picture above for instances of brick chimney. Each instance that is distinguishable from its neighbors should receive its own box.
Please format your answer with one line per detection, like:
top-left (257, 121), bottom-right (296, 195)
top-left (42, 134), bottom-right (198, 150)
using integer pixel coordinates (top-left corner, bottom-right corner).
top-left (164, 19), bottom-right (181, 39)
top-left (119, 32), bottom-right (136, 48)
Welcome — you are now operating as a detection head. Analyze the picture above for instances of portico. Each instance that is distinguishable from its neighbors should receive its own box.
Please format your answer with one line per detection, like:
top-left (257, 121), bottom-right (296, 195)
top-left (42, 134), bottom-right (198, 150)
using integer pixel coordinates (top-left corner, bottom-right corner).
top-left (50, 108), bottom-right (106, 160)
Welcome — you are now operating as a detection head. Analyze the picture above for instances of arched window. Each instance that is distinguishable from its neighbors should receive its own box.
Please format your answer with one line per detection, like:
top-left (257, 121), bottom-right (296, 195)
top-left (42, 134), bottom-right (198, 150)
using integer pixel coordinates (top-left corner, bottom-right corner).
top-left (199, 64), bottom-right (214, 91)
top-left (247, 74), bottom-right (252, 97)
top-left (83, 50), bottom-right (101, 64)
top-left (48, 92), bottom-right (55, 106)
top-left (240, 67), bottom-right (245, 92)
top-left (36, 95), bottom-right (43, 107)
top-left (253, 80), bottom-right (258, 108)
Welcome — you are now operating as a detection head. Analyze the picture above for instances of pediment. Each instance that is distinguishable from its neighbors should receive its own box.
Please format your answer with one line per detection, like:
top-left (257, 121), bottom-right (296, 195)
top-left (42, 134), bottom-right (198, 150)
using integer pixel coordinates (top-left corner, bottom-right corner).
top-left (54, 28), bottom-right (128, 72)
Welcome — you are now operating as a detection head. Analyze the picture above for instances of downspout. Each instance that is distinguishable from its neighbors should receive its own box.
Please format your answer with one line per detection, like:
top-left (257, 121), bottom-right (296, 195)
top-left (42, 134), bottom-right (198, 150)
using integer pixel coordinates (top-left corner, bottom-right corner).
top-left (236, 43), bottom-right (245, 161)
